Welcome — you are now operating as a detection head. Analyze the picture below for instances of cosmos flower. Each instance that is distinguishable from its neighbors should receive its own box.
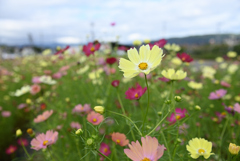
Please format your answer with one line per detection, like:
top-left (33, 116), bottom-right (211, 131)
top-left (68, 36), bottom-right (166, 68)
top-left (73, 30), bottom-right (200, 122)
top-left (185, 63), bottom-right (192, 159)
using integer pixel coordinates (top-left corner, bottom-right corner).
top-left (106, 57), bottom-right (117, 65)
top-left (124, 136), bottom-right (165, 161)
top-left (11, 85), bottom-right (31, 97)
top-left (72, 104), bottom-right (91, 115)
top-left (220, 81), bottom-right (231, 88)
top-left (188, 81), bottom-right (203, 90)
top-left (30, 84), bottom-right (41, 95)
top-left (99, 143), bottom-right (111, 160)
top-left (229, 143), bottom-right (240, 155)
top-left (161, 69), bottom-right (187, 80)
top-left (54, 45), bottom-right (70, 55)
top-left (164, 43), bottom-right (181, 52)
top-left (83, 42), bottom-right (101, 57)
top-left (111, 132), bottom-right (129, 146)
top-left (149, 39), bottom-right (167, 49)
top-left (87, 111), bottom-right (104, 125)
top-left (125, 83), bottom-right (147, 100)
top-left (17, 138), bottom-right (29, 146)
top-left (234, 103), bottom-right (240, 113)
top-left (119, 44), bottom-right (164, 79)
top-left (111, 80), bottom-right (120, 87)
top-left (167, 108), bottom-right (188, 124)
top-left (70, 122), bottom-right (81, 129)
top-left (177, 53), bottom-right (193, 63)
top-left (34, 110), bottom-right (53, 123)
top-left (5, 145), bottom-right (17, 155)
top-left (208, 89), bottom-right (227, 100)
top-left (30, 130), bottom-right (58, 151)
top-left (186, 138), bottom-right (214, 159)
top-left (39, 76), bottom-right (56, 85)
top-left (158, 77), bottom-right (170, 82)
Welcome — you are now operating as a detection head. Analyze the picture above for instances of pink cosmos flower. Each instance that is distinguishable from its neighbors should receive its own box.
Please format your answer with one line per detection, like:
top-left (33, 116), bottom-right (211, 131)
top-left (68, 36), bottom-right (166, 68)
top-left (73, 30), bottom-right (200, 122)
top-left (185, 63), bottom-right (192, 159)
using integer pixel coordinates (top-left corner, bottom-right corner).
top-left (167, 108), bottom-right (188, 124)
top-left (2, 111), bottom-right (11, 117)
top-left (208, 89), bottom-right (227, 100)
top-left (44, 70), bottom-right (52, 75)
top-left (59, 65), bottom-right (70, 72)
top-left (110, 22), bottom-right (116, 26)
top-left (99, 143), bottom-right (111, 160)
top-left (139, 73), bottom-right (152, 79)
top-left (111, 132), bottom-right (129, 146)
top-left (125, 83), bottom-right (147, 100)
top-left (32, 76), bottom-right (41, 84)
top-left (54, 45), bottom-right (70, 55)
top-left (87, 111), bottom-right (104, 125)
top-left (124, 136), bottom-right (165, 161)
top-left (72, 104), bottom-right (91, 115)
top-left (234, 103), bottom-right (240, 113)
top-left (118, 46), bottom-right (129, 51)
top-left (103, 66), bottom-right (116, 75)
top-left (31, 130), bottom-right (58, 151)
top-left (220, 81), bottom-right (231, 88)
top-left (83, 42), bottom-right (101, 57)
top-left (18, 103), bottom-right (27, 109)
top-left (215, 111), bottom-right (226, 123)
top-left (30, 84), bottom-right (41, 95)
top-left (179, 123), bottom-right (189, 134)
top-left (158, 77), bottom-right (170, 82)
top-left (149, 39), bottom-right (167, 49)
top-left (70, 122), bottom-right (81, 129)
top-left (52, 72), bottom-right (62, 79)
top-left (34, 110), bottom-right (53, 123)
top-left (18, 138), bottom-right (29, 146)
top-left (5, 145), bottom-right (17, 155)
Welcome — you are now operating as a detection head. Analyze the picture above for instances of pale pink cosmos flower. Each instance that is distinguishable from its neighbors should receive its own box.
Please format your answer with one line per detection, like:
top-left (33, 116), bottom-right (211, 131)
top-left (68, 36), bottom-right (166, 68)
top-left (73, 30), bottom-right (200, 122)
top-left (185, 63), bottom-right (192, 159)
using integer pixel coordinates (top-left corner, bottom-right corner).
top-left (2, 111), bottom-right (11, 117)
top-left (18, 103), bottom-right (27, 109)
top-left (32, 76), bottom-right (41, 84)
top-left (234, 103), bottom-right (240, 113)
top-left (208, 89), bottom-right (227, 99)
top-left (87, 111), bottom-right (104, 125)
top-left (220, 81), bottom-right (231, 88)
top-left (34, 110), bottom-right (53, 123)
top-left (52, 72), bottom-right (62, 79)
top-left (72, 104), bottom-right (91, 114)
top-left (30, 130), bottom-right (58, 151)
top-left (70, 122), bottom-right (81, 129)
top-left (111, 132), bottom-right (129, 146)
top-left (30, 84), bottom-right (41, 95)
top-left (124, 136), bottom-right (165, 161)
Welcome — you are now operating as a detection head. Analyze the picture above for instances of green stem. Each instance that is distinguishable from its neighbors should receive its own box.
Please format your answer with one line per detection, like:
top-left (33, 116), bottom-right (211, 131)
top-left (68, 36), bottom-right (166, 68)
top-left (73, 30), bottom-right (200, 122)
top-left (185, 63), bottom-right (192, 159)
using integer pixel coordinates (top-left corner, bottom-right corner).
top-left (20, 139), bottom-right (31, 160)
top-left (109, 111), bottom-right (142, 136)
top-left (142, 74), bottom-right (150, 136)
top-left (161, 131), bottom-right (172, 161)
top-left (96, 149), bottom-right (112, 161)
top-left (75, 139), bottom-right (82, 159)
top-left (218, 117), bottom-right (229, 158)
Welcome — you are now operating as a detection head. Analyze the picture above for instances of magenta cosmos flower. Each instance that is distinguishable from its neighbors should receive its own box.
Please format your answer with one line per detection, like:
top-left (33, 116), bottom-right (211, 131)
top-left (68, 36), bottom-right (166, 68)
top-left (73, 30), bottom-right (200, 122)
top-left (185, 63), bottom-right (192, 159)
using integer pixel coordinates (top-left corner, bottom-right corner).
top-left (208, 89), bottom-right (227, 100)
top-left (82, 42), bottom-right (101, 57)
top-left (167, 108), bottom-right (188, 124)
top-left (5, 145), bottom-right (17, 155)
top-left (34, 110), bottom-right (53, 123)
top-left (112, 132), bottom-right (129, 146)
top-left (124, 136), bottom-right (165, 161)
top-left (99, 142), bottom-right (111, 160)
top-left (176, 53), bottom-right (193, 63)
top-left (125, 83), bottom-right (147, 100)
top-left (87, 111), bottom-right (104, 125)
top-left (31, 130), bottom-right (58, 151)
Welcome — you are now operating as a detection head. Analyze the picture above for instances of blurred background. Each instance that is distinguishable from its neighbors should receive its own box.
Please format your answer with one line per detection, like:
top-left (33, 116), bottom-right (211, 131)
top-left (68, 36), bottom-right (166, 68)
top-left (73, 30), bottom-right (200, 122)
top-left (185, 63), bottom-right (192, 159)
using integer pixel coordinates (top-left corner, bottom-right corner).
top-left (0, 0), bottom-right (240, 58)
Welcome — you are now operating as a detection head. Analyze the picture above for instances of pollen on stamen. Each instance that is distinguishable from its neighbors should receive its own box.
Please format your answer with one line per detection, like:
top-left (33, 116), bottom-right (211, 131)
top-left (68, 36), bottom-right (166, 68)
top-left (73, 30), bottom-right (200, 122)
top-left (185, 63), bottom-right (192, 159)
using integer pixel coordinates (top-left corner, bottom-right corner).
top-left (138, 62), bottom-right (148, 70)
top-left (198, 149), bottom-right (205, 154)
top-left (135, 93), bottom-right (139, 98)
top-left (90, 47), bottom-right (95, 52)
top-left (141, 158), bottom-right (151, 161)
top-left (116, 139), bottom-right (120, 144)
top-left (93, 118), bottom-right (97, 122)
top-left (43, 140), bottom-right (48, 146)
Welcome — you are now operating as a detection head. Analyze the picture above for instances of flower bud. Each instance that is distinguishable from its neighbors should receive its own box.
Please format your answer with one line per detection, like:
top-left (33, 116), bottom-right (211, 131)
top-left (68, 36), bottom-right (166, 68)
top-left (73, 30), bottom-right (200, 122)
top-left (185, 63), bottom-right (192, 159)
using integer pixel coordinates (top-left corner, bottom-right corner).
top-left (26, 99), bottom-right (32, 104)
top-left (164, 99), bottom-right (171, 104)
top-left (174, 96), bottom-right (181, 102)
top-left (27, 128), bottom-right (35, 137)
top-left (75, 128), bottom-right (83, 135)
top-left (157, 111), bottom-right (162, 116)
top-left (94, 106), bottom-right (104, 114)
top-left (65, 97), bottom-right (70, 102)
top-left (16, 129), bottom-right (22, 137)
top-left (229, 143), bottom-right (240, 155)
top-left (86, 138), bottom-right (93, 145)
top-left (195, 105), bottom-right (201, 110)
top-left (111, 80), bottom-right (120, 87)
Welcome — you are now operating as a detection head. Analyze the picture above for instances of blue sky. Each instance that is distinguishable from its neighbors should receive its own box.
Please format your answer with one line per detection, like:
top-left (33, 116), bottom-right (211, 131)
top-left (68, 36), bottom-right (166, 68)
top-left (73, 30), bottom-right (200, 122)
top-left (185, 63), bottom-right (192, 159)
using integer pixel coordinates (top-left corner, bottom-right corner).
top-left (0, 0), bottom-right (240, 45)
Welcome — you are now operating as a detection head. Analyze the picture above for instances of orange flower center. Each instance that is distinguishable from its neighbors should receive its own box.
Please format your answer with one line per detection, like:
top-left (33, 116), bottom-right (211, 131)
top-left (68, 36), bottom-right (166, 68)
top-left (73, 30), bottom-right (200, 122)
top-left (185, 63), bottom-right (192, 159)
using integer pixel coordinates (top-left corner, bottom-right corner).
top-left (138, 62), bottom-right (148, 70)
top-left (93, 118), bottom-right (97, 122)
top-left (175, 115), bottom-right (181, 120)
top-left (141, 158), bottom-right (151, 161)
top-left (198, 149), bottom-right (205, 154)
top-left (27, 128), bottom-right (33, 134)
top-left (104, 148), bottom-right (108, 153)
top-left (90, 47), bottom-right (95, 52)
top-left (182, 57), bottom-right (185, 61)
top-left (9, 148), bottom-right (15, 153)
top-left (135, 93), bottom-right (139, 98)
top-left (116, 139), bottom-right (120, 144)
top-left (43, 140), bottom-right (48, 146)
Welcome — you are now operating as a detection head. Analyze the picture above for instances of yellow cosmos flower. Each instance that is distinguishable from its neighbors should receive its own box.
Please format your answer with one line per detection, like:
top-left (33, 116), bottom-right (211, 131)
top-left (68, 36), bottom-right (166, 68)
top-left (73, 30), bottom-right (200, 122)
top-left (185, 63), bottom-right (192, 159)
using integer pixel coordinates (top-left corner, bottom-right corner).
top-left (227, 51), bottom-right (237, 58)
top-left (186, 138), bottom-right (214, 159)
top-left (161, 69), bottom-right (187, 80)
top-left (188, 81), bottom-right (203, 90)
top-left (119, 45), bottom-right (164, 79)
top-left (229, 143), bottom-right (240, 155)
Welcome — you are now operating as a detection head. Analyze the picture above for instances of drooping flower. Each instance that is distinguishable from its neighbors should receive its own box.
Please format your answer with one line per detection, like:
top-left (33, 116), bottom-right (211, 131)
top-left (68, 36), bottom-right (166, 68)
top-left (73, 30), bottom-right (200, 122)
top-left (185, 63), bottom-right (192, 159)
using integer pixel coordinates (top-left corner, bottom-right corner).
top-left (208, 89), bottom-right (227, 100)
top-left (5, 145), bottom-right (17, 155)
top-left (229, 143), bottom-right (240, 155)
top-left (83, 42), bottom-right (101, 57)
top-left (124, 136), bottom-right (165, 161)
top-left (167, 108), bottom-right (188, 124)
top-left (125, 83), bottom-right (147, 100)
top-left (111, 132), bottom-right (129, 146)
top-left (161, 69), bottom-right (187, 80)
top-left (87, 111), bottom-right (104, 125)
top-left (177, 53), bottom-right (193, 63)
top-left (119, 44), bottom-right (164, 79)
top-left (30, 130), bottom-right (58, 151)
top-left (34, 110), bottom-right (53, 123)
top-left (99, 143), bottom-right (111, 160)
top-left (30, 84), bottom-right (41, 95)
top-left (72, 104), bottom-right (91, 115)
top-left (186, 138), bottom-right (214, 159)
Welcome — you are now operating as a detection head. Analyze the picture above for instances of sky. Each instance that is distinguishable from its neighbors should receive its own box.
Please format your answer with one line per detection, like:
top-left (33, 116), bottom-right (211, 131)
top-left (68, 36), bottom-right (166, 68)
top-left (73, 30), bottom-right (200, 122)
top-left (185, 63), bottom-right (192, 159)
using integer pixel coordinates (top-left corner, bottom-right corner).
top-left (0, 0), bottom-right (240, 45)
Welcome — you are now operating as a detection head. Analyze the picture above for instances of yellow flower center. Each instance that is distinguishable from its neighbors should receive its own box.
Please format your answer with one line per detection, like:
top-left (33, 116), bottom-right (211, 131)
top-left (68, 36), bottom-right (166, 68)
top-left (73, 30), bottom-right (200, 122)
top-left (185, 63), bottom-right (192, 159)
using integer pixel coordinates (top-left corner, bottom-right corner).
top-left (135, 93), bottom-right (139, 98)
top-left (104, 148), bottom-right (108, 153)
top-left (90, 47), bottom-right (95, 52)
top-left (43, 140), bottom-right (48, 146)
top-left (141, 158), bottom-right (151, 161)
top-left (138, 62), bottom-right (148, 70)
top-left (175, 115), bottom-right (181, 120)
top-left (116, 139), bottom-right (120, 144)
top-left (198, 149), bottom-right (205, 154)
top-left (93, 118), bottom-right (97, 122)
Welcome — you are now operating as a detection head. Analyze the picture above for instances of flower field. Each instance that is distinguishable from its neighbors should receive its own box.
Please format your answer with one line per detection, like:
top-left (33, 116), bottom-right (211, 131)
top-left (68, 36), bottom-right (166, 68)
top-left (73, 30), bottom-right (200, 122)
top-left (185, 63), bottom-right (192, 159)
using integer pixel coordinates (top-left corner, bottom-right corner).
top-left (1, 40), bottom-right (240, 161)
